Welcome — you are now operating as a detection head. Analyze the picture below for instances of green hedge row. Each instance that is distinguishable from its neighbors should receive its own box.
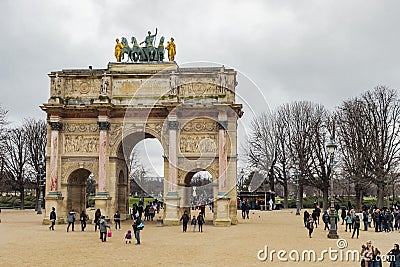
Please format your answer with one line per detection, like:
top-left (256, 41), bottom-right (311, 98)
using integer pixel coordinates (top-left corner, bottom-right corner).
top-left (0, 195), bottom-right (36, 207)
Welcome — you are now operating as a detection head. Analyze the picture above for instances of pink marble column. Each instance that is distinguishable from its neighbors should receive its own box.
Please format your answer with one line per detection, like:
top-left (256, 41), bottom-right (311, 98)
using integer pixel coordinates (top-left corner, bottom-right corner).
top-left (218, 121), bottom-right (228, 193)
top-left (168, 121), bottom-right (179, 193)
top-left (97, 121), bottom-right (110, 193)
top-left (49, 122), bottom-right (62, 191)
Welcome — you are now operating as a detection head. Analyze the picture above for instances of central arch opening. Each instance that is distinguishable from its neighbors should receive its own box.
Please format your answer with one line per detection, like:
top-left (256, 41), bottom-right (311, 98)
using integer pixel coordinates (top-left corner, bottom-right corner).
top-left (67, 168), bottom-right (95, 213)
top-left (119, 131), bottom-right (164, 219)
top-left (184, 170), bottom-right (214, 218)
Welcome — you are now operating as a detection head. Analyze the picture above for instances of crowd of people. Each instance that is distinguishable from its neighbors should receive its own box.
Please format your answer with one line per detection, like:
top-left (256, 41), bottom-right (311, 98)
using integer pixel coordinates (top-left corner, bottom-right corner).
top-left (302, 203), bottom-right (400, 266)
top-left (303, 202), bottom-right (400, 239)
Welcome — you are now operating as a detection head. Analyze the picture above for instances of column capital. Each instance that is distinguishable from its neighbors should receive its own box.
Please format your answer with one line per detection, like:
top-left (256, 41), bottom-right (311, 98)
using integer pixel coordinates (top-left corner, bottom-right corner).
top-left (49, 121), bottom-right (63, 131)
top-left (218, 120), bottom-right (228, 130)
top-left (97, 121), bottom-right (110, 131)
top-left (168, 121), bottom-right (179, 130)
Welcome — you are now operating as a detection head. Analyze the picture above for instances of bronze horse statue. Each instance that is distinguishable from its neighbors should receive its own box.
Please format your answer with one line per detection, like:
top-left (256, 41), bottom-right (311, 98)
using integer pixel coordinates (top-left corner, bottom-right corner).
top-left (120, 37), bottom-right (133, 62)
top-left (130, 37), bottom-right (144, 62)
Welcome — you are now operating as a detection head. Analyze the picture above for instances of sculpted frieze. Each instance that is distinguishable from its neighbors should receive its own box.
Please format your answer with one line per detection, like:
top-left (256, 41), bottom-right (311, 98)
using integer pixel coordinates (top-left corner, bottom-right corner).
top-left (64, 78), bottom-right (101, 97)
top-left (181, 120), bottom-right (217, 132)
top-left (63, 123), bottom-right (98, 133)
top-left (64, 135), bottom-right (99, 153)
top-left (180, 134), bottom-right (217, 153)
top-left (180, 82), bottom-right (218, 97)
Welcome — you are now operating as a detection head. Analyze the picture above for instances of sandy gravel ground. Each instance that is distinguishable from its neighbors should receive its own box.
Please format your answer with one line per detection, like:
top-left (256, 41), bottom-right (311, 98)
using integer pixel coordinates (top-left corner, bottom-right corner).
top-left (0, 208), bottom-right (398, 267)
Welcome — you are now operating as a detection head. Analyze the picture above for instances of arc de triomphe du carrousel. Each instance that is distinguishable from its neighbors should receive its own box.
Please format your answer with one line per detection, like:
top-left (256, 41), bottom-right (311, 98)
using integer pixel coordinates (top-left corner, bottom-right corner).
top-left (40, 33), bottom-right (243, 226)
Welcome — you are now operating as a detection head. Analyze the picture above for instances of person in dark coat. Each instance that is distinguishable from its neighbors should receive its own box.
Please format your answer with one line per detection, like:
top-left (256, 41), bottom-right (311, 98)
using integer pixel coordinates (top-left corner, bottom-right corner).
top-left (313, 205), bottom-right (321, 225)
top-left (241, 200), bottom-right (246, 219)
top-left (306, 214), bottom-right (314, 238)
top-left (80, 210), bottom-right (88, 231)
top-left (303, 210), bottom-right (310, 228)
top-left (132, 215), bottom-right (143, 245)
top-left (352, 215), bottom-right (361, 239)
top-left (180, 211), bottom-right (190, 232)
top-left (388, 244), bottom-right (400, 267)
top-left (322, 210), bottom-right (330, 230)
top-left (49, 207), bottom-right (56, 231)
top-left (341, 207), bottom-right (346, 225)
top-left (114, 210), bottom-right (121, 230)
top-left (94, 208), bottom-right (101, 232)
top-left (197, 213), bottom-right (205, 232)
top-left (66, 209), bottom-right (76, 232)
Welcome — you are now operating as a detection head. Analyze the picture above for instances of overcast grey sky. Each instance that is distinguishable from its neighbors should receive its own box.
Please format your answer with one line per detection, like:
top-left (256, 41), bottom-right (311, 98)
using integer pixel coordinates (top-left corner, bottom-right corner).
top-left (1, 0), bottom-right (399, 175)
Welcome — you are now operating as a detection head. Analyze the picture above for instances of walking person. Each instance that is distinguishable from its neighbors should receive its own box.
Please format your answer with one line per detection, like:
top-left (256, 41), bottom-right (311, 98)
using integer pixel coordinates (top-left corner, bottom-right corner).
top-left (314, 204), bottom-right (321, 225)
top-left (132, 215), bottom-right (143, 245)
top-left (245, 202), bottom-right (250, 219)
top-left (125, 230), bottom-right (132, 244)
top-left (180, 211), bottom-right (190, 232)
top-left (322, 210), bottom-right (330, 230)
top-left (49, 207), bottom-right (56, 231)
top-left (94, 208), bottom-right (101, 232)
top-left (241, 200), bottom-right (246, 219)
top-left (341, 207), bottom-right (346, 225)
top-left (306, 214), bottom-right (314, 238)
top-left (66, 209), bottom-right (76, 232)
top-left (80, 210), bottom-right (88, 231)
top-left (114, 210), bottom-right (121, 230)
top-left (363, 210), bottom-right (369, 231)
top-left (99, 216), bottom-right (110, 242)
top-left (197, 212), bottom-right (205, 232)
top-left (190, 215), bottom-right (197, 232)
top-left (303, 210), bottom-right (310, 228)
top-left (345, 212), bottom-right (353, 232)
top-left (352, 215), bottom-right (361, 239)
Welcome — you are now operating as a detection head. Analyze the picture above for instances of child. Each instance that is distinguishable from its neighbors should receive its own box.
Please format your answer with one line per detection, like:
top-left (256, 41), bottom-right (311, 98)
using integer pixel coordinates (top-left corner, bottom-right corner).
top-left (125, 230), bottom-right (132, 244)
top-left (191, 215), bottom-right (197, 232)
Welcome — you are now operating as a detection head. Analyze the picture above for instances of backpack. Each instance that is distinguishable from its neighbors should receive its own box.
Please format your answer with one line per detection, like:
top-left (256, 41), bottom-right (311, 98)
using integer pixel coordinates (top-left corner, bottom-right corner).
top-left (137, 221), bottom-right (144, 230)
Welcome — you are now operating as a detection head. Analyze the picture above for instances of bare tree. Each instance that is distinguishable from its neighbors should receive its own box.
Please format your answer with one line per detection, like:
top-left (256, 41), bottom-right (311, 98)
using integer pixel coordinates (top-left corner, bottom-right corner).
top-left (23, 118), bottom-right (47, 209)
top-left (2, 127), bottom-right (30, 209)
top-left (362, 86), bottom-right (400, 208)
top-left (128, 149), bottom-right (147, 195)
top-left (244, 112), bottom-right (278, 195)
top-left (335, 98), bottom-right (372, 210)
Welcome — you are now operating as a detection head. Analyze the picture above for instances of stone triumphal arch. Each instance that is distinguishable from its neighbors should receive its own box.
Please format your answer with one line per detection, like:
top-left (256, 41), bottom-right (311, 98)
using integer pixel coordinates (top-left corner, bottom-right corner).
top-left (41, 62), bottom-right (242, 226)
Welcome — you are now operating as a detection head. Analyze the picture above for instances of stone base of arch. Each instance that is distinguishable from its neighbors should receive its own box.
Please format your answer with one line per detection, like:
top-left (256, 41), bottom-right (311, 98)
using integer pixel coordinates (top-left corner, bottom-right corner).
top-left (163, 193), bottom-right (181, 226)
top-left (94, 193), bottom-right (112, 221)
top-left (214, 196), bottom-right (231, 226)
top-left (43, 192), bottom-right (64, 224)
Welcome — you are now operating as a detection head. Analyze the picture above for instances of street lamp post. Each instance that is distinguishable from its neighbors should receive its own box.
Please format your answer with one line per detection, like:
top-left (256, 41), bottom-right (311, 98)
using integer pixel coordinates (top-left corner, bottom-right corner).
top-left (294, 159), bottom-right (300, 216)
top-left (326, 136), bottom-right (339, 239)
top-left (37, 160), bottom-right (45, 215)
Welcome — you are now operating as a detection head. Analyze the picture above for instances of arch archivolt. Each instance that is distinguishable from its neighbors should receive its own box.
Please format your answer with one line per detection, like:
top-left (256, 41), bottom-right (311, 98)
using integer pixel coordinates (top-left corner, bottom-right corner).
top-left (61, 160), bottom-right (98, 185)
top-left (176, 159), bottom-right (218, 185)
top-left (109, 121), bottom-right (164, 157)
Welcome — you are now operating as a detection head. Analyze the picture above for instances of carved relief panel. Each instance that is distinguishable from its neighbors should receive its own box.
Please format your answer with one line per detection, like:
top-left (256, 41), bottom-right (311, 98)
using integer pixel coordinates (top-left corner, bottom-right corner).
top-left (179, 134), bottom-right (217, 154)
top-left (64, 135), bottom-right (99, 154)
top-left (64, 78), bottom-right (101, 98)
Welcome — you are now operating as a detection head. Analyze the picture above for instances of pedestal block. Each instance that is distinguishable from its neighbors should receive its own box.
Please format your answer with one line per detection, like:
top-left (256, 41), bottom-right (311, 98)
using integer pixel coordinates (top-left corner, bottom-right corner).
top-left (43, 192), bottom-right (64, 224)
top-left (163, 194), bottom-right (181, 226)
top-left (95, 193), bottom-right (112, 220)
top-left (214, 196), bottom-right (231, 226)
